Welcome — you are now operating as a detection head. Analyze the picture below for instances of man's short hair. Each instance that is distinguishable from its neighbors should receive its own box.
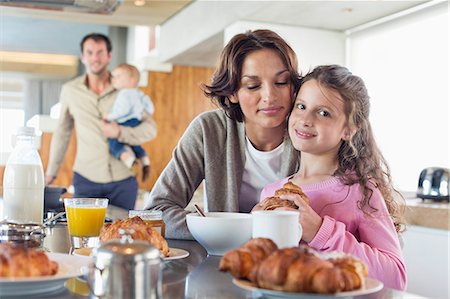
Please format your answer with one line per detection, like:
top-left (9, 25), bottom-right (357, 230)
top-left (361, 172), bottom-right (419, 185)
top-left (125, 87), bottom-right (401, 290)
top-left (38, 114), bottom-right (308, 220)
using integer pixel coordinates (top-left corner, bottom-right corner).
top-left (80, 33), bottom-right (112, 53)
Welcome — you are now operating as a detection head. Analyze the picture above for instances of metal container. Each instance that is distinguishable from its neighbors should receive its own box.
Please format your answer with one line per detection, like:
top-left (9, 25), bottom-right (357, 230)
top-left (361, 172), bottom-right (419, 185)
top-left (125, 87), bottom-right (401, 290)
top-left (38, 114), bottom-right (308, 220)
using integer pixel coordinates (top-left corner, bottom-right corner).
top-left (0, 221), bottom-right (45, 247)
top-left (88, 229), bottom-right (162, 299)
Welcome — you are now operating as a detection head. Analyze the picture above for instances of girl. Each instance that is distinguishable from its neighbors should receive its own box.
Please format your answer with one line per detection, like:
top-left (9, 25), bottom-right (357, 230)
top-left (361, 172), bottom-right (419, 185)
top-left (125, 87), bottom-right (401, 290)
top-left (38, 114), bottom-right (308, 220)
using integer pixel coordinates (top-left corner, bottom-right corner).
top-left (145, 30), bottom-right (301, 239)
top-left (259, 65), bottom-right (407, 290)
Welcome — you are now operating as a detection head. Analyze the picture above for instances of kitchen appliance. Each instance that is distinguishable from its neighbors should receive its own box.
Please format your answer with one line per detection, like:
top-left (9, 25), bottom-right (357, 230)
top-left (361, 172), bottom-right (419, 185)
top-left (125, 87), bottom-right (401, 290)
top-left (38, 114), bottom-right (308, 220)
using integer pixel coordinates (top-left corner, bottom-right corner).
top-left (0, 212), bottom-right (65, 247)
top-left (417, 167), bottom-right (449, 201)
top-left (44, 186), bottom-right (67, 212)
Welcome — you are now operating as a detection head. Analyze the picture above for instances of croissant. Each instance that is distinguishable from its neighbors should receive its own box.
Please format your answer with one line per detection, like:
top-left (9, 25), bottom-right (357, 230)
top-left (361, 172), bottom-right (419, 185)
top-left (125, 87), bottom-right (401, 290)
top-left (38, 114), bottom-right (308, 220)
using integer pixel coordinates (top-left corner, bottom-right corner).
top-left (259, 181), bottom-right (310, 210)
top-left (100, 216), bottom-right (170, 257)
top-left (218, 238), bottom-right (278, 282)
top-left (259, 196), bottom-right (298, 210)
top-left (255, 246), bottom-right (367, 293)
top-left (0, 243), bottom-right (58, 277)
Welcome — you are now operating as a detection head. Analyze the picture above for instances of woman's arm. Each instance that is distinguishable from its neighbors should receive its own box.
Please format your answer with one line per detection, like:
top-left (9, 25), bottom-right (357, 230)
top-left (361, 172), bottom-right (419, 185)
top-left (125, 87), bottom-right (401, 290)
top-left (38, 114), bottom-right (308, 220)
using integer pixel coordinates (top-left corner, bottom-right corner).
top-left (143, 116), bottom-right (208, 240)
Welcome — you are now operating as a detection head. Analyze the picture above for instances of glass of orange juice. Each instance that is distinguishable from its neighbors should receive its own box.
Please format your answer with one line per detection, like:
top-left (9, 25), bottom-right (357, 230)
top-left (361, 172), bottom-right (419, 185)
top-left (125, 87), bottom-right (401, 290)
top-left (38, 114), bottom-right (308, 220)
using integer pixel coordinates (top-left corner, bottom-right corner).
top-left (64, 198), bottom-right (108, 253)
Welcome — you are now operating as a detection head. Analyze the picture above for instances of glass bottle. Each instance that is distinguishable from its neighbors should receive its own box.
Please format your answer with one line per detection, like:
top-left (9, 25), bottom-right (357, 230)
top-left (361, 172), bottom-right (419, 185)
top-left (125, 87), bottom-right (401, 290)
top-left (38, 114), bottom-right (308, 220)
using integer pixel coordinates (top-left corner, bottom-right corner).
top-left (2, 127), bottom-right (44, 224)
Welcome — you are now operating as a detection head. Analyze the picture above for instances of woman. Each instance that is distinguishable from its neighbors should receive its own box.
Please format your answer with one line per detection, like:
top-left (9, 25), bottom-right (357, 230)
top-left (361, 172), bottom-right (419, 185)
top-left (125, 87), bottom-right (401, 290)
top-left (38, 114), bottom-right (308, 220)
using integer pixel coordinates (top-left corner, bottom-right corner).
top-left (145, 29), bottom-right (301, 239)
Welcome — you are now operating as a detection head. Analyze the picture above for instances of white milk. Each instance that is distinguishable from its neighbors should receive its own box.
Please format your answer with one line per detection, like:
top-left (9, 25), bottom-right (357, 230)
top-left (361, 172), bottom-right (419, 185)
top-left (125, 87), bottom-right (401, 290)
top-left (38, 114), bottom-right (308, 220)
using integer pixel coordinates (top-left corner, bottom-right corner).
top-left (2, 164), bottom-right (44, 223)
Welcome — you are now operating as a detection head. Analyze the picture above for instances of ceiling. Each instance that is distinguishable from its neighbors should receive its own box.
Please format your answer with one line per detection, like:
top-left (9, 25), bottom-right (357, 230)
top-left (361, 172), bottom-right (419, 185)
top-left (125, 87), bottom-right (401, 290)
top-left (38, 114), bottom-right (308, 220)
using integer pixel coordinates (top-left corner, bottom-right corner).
top-left (0, 0), bottom-right (434, 69)
top-left (0, 0), bottom-right (192, 27)
top-left (159, 0), bottom-right (431, 66)
top-left (0, 0), bottom-right (430, 28)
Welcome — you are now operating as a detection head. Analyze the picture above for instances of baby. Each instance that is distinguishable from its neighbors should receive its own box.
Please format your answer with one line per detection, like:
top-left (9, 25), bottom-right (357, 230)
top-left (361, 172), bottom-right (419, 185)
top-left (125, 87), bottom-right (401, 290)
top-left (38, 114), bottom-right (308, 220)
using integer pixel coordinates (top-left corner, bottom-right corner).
top-left (104, 63), bottom-right (154, 181)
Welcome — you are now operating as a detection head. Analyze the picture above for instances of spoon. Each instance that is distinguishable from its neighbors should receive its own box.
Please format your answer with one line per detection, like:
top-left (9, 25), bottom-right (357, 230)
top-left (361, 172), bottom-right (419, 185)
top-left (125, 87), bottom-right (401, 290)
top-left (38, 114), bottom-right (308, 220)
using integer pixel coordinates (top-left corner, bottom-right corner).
top-left (194, 204), bottom-right (206, 217)
top-left (43, 211), bottom-right (66, 227)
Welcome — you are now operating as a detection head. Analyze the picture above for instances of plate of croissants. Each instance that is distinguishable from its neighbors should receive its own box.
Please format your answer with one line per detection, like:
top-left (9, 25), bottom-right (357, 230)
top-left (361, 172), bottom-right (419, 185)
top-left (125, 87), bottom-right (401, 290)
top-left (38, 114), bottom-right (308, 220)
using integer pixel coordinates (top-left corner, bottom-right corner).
top-left (219, 238), bottom-right (383, 298)
top-left (0, 243), bottom-right (90, 297)
top-left (98, 216), bottom-right (189, 261)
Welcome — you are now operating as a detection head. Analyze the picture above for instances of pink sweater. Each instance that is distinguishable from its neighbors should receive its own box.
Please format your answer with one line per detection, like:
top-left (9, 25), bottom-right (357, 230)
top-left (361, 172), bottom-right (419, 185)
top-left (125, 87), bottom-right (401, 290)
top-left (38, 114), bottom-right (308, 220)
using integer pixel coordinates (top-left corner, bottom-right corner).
top-left (260, 177), bottom-right (407, 290)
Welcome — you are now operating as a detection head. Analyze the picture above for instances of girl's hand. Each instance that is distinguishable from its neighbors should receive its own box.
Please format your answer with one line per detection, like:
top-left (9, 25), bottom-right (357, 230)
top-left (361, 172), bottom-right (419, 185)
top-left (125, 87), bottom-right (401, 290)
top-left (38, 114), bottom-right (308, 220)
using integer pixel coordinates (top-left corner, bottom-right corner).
top-left (277, 194), bottom-right (323, 243)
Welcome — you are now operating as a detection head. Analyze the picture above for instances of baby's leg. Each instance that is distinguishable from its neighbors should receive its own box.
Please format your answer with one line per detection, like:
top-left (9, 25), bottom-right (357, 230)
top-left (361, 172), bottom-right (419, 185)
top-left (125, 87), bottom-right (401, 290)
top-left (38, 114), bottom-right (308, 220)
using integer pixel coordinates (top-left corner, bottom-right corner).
top-left (120, 146), bottom-right (136, 168)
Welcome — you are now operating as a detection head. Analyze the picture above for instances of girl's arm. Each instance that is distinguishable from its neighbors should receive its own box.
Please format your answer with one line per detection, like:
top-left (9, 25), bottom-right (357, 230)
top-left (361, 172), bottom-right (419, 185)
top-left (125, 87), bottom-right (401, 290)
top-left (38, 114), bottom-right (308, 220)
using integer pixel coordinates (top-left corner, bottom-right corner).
top-left (307, 189), bottom-right (406, 290)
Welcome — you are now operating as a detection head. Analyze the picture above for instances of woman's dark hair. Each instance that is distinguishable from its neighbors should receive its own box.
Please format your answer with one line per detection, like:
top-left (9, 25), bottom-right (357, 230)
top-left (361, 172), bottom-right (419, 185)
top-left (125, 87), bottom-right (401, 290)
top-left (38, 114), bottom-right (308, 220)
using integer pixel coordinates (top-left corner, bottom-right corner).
top-left (80, 33), bottom-right (112, 53)
top-left (301, 65), bottom-right (406, 232)
top-left (203, 29), bottom-right (301, 122)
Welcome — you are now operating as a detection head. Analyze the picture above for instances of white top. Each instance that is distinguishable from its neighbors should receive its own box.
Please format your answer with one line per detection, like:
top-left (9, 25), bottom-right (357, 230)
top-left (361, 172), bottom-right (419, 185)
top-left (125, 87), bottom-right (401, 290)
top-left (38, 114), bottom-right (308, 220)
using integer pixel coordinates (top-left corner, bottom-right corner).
top-left (238, 136), bottom-right (285, 212)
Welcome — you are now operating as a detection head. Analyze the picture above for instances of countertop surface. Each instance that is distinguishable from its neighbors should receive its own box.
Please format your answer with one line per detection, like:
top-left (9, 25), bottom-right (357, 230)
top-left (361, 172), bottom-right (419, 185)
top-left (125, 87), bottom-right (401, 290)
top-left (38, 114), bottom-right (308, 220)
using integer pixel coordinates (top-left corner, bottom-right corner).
top-left (403, 192), bottom-right (449, 230)
top-left (0, 204), bottom-right (430, 299)
top-left (2, 224), bottom-right (427, 299)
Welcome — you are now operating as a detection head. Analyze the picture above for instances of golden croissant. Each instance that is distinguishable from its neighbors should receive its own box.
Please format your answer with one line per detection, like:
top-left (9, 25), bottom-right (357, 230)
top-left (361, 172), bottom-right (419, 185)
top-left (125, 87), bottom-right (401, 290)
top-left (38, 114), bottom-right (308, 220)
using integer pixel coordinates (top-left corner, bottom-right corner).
top-left (219, 238), bottom-right (368, 294)
top-left (218, 238), bottom-right (278, 282)
top-left (99, 216), bottom-right (170, 257)
top-left (0, 243), bottom-right (58, 277)
top-left (259, 181), bottom-right (310, 210)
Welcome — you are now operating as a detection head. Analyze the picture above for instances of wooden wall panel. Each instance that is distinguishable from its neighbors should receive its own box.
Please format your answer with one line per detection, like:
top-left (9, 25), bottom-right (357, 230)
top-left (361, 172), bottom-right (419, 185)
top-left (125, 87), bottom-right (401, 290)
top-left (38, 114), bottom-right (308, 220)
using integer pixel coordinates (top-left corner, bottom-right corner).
top-left (40, 131), bottom-right (77, 188)
top-left (140, 65), bottom-right (215, 189)
top-left (0, 65), bottom-right (215, 193)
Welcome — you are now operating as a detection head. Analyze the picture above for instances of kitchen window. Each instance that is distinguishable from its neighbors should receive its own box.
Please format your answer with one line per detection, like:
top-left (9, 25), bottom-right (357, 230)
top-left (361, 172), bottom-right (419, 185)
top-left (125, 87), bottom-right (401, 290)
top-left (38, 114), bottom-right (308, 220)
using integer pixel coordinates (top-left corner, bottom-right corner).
top-left (0, 78), bottom-right (25, 164)
top-left (347, 3), bottom-right (448, 192)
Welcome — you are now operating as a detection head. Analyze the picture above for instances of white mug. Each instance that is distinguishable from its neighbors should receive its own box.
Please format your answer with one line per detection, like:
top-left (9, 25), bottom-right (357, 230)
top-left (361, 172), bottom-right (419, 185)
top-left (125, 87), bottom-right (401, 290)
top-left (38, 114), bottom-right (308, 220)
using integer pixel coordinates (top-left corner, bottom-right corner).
top-left (251, 210), bottom-right (302, 248)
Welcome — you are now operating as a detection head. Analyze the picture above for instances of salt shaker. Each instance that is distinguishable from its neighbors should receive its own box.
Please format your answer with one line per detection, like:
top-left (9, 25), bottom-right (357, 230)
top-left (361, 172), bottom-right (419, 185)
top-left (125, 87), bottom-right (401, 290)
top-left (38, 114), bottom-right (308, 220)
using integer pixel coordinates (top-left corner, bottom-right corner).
top-left (87, 229), bottom-right (162, 298)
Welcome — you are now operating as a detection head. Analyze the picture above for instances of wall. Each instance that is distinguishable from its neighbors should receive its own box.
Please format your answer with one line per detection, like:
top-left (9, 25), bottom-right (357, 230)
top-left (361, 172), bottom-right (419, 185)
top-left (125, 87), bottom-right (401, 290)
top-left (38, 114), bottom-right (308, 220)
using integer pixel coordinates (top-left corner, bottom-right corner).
top-left (140, 65), bottom-right (215, 189)
top-left (0, 15), bottom-right (107, 55)
top-left (224, 21), bottom-right (345, 73)
top-left (347, 2), bottom-right (449, 192)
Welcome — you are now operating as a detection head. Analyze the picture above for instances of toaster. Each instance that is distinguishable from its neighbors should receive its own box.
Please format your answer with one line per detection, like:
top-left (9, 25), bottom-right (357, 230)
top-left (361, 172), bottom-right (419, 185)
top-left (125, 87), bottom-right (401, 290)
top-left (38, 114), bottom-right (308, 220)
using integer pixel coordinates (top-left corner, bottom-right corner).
top-left (417, 167), bottom-right (450, 201)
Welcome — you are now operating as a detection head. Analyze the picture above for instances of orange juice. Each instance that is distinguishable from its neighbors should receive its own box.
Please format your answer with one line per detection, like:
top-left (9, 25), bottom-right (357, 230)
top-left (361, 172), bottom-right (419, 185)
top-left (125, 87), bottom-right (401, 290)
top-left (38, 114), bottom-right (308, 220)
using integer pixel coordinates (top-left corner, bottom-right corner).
top-left (66, 206), bottom-right (107, 237)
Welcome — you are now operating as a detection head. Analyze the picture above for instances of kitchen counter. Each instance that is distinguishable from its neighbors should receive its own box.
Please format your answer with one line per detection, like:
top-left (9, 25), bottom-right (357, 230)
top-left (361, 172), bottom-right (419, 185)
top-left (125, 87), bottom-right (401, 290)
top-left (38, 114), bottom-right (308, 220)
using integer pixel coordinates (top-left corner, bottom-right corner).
top-left (404, 195), bottom-right (449, 231)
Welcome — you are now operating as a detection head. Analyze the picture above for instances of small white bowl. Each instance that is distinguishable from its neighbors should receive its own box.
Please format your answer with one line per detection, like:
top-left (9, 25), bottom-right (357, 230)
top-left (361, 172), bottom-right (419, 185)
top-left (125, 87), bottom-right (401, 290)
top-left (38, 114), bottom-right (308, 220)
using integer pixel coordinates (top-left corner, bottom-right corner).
top-left (186, 212), bottom-right (253, 256)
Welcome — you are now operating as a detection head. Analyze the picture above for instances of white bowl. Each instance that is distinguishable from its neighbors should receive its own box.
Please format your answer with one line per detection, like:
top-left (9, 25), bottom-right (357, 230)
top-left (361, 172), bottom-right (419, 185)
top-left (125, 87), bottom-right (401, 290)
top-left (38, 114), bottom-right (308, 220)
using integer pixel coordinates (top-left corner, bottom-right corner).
top-left (186, 212), bottom-right (253, 256)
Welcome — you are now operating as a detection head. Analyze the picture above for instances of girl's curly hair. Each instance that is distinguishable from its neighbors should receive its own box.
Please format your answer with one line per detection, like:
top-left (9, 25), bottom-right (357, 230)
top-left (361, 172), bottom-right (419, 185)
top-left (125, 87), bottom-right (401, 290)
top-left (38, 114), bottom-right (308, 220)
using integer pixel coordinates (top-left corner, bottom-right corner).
top-left (302, 65), bottom-right (406, 232)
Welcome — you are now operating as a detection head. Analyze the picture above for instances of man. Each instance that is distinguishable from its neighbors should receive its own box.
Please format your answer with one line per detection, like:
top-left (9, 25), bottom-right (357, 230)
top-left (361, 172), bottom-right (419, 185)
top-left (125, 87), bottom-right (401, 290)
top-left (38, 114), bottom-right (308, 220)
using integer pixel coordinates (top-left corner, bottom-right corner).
top-left (46, 33), bottom-right (156, 209)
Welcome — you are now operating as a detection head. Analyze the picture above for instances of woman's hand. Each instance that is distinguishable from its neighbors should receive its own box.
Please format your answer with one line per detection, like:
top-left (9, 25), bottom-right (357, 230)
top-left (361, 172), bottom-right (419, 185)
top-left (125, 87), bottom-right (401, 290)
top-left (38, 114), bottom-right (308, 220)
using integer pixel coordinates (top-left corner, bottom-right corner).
top-left (277, 194), bottom-right (323, 243)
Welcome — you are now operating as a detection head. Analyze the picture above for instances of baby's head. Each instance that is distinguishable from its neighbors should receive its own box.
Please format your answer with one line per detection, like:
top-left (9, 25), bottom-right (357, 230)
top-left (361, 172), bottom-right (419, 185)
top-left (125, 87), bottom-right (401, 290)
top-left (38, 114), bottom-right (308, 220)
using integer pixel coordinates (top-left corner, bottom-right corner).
top-left (111, 63), bottom-right (140, 89)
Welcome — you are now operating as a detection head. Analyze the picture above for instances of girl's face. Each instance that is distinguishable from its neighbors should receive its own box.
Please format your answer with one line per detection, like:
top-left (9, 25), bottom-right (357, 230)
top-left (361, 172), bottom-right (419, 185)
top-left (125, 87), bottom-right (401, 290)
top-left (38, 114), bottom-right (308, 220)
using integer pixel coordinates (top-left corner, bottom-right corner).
top-left (231, 49), bottom-right (293, 134)
top-left (111, 68), bottom-right (134, 90)
top-left (289, 79), bottom-right (349, 156)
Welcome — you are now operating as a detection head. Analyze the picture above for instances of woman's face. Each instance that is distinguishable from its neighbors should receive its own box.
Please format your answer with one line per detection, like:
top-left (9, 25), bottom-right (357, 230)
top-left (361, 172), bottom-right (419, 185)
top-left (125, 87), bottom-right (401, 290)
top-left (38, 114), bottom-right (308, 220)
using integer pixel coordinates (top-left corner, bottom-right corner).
top-left (232, 49), bottom-right (293, 135)
top-left (289, 79), bottom-right (349, 156)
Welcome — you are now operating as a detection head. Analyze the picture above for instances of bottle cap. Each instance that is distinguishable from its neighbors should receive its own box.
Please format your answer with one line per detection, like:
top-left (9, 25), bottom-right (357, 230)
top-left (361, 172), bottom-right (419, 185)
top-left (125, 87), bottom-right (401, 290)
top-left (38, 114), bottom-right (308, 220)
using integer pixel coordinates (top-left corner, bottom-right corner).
top-left (17, 126), bottom-right (35, 136)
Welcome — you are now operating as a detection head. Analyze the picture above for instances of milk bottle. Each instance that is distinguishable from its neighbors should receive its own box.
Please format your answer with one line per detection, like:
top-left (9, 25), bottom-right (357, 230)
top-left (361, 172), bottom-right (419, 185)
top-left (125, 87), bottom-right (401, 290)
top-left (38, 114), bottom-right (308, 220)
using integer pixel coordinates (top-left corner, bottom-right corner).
top-left (2, 127), bottom-right (44, 224)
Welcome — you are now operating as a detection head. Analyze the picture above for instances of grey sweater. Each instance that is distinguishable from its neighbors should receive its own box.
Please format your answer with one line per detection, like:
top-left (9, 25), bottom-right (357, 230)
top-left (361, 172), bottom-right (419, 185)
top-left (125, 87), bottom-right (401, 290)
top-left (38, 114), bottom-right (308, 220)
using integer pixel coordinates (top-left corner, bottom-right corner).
top-left (144, 110), bottom-right (299, 239)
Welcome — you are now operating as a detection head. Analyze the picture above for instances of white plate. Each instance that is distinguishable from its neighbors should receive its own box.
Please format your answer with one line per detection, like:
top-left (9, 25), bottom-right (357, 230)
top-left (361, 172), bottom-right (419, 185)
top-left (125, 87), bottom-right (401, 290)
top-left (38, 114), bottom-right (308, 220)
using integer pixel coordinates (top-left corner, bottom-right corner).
top-left (164, 247), bottom-right (190, 261)
top-left (0, 252), bottom-right (91, 297)
top-left (233, 277), bottom-right (383, 298)
top-left (73, 246), bottom-right (189, 261)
